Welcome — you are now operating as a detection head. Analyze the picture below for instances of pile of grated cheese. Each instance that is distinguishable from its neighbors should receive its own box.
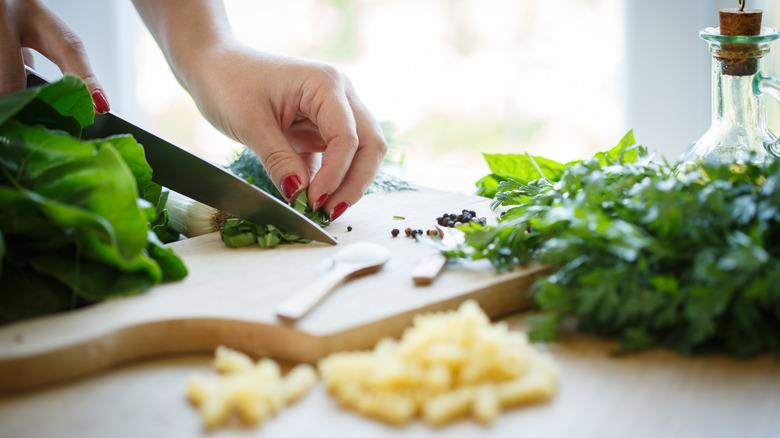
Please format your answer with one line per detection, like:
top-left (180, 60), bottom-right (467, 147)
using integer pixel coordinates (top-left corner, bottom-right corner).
top-left (318, 299), bottom-right (559, 426)
top-left (187, 346), bottom-right (317, 429)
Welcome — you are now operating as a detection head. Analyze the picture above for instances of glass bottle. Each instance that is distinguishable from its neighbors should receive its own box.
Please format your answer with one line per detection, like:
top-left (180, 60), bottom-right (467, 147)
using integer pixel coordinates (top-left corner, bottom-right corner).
top-left (678, 27), bottom-right (780, 168)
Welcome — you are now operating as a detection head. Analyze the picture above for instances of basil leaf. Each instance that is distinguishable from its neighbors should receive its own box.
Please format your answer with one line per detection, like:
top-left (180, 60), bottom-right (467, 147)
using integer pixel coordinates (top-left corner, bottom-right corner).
top-left (0, 74), bottom-right (92, 130)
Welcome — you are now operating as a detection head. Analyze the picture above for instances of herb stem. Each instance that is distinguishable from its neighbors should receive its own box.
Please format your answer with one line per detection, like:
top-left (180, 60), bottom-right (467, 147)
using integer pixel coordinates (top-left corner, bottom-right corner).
top-left (0, 163), bottom-right (24, 192)
top-left (526, 152), bottom-right (550, 181)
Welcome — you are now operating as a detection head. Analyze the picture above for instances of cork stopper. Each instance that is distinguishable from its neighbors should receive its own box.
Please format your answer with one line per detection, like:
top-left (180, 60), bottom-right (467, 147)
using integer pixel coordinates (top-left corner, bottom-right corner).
top-left (717, 4), bottom-right (763, 76)
top-left (719, 8), bottom-right (762, 36)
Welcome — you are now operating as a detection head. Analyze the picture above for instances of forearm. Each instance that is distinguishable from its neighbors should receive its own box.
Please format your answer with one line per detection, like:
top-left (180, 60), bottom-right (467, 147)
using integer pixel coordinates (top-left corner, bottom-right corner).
top-left (131, 0), bottom-right (235, 90)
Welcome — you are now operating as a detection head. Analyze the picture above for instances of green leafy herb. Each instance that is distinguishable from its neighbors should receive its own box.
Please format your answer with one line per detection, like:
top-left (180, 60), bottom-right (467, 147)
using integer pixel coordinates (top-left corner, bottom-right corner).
top-left (227, 145), bottom-right (413, 199)
top-left (364, 170), bottom-right (413, 194)
top-left (452, 131), bottom-right (780, 357)
top-left (476, 131), bottom-right (637, 198)
top-left (290, 189), bottom-right (330, 227)
top-left (218, 190), bottom-right (328, 249)
top-left (226, 147), bottom-right (284, 200)
top-left (0, 75), bottom-right (186, 320)
top-left (222, 144), bottom-right (411, 250)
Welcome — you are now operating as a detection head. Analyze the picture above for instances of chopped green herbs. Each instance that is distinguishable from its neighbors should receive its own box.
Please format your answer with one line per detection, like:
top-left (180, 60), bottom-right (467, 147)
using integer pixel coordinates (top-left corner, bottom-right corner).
top-left (0, 75), bottom-right (187, 320)
top-left (451, 131), bottom-right (780, 357)
top-left (290, 189), bottom-right (330, 228)
top-left (219, 190), bottom-right (328, 249)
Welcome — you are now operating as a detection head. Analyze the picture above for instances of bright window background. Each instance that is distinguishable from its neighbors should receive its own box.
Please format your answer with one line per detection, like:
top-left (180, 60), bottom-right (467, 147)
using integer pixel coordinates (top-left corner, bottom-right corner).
top-left (135, 0), bottom-right (626, 194)
top-left (36, 0), bottom-right (780, 194)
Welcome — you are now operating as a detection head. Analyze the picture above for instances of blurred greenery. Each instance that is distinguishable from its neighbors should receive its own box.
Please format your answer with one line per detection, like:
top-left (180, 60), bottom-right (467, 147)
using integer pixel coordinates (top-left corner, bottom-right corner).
top-left (380, 121), bottom-right (407, 165)
top-left (314, 0), bottom-right (359, 61)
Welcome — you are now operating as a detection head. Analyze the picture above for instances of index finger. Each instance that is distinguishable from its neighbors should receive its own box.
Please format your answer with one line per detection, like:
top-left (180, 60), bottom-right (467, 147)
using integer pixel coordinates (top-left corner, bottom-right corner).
top-left (0, 32), bottom-right (26, 95)
top-left (315, 95), bottom-right (388, 219)
top-left (298, 68), bottom-right (360, 204)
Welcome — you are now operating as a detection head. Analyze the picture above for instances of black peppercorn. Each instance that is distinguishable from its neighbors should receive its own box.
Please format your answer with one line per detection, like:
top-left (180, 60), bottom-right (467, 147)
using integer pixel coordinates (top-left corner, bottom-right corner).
top-left (391, 228), bottom-right (400, 237)
top-left (347, 226), bottom-right (352, 232)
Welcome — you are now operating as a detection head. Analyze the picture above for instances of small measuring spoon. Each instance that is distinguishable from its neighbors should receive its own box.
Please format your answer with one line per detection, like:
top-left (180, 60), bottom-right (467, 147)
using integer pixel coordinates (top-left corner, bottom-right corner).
top-left (411, 223), bottom-right (465, 286)
top-left (276, 242), bottom-right (391, 322)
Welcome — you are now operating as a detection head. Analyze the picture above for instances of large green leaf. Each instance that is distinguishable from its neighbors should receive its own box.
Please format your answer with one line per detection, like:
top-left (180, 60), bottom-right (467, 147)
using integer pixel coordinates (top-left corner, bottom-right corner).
top-left (0, 88), bottom-right (40, 127)
top-left (0, 74), bottom-right (187, 321)
top-left (106, 134), bottom-right (162, 206)
top-left (28, 253), bottom-right (158, 301)
top-left (0, 74), bottom-right (92, 132)
top-left (0, 186), bottom-right (161, 279)
top-left (0, 263), bottom-right (73, 320)
top-left (35, 74), bottom-right (94, 129)
top-left (1, 122), bottom-right (150, 266)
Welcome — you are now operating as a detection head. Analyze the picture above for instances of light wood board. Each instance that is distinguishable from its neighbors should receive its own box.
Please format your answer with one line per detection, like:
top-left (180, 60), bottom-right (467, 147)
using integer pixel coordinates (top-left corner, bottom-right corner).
top-left (0, 314), bottom-right (777, 438)
top-left (0, 187), bottom-right (551, 394)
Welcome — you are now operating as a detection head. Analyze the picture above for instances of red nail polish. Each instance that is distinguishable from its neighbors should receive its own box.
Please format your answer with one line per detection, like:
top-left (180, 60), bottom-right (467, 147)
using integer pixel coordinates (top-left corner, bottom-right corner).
top-left (330, 202), bottom-right (349, 221)
top-left (313, 193), bottom-right (330, 211)
top-left (91, 90), bottom-right (110, 114)
top-left (281, 174), bottom-right (301, 200)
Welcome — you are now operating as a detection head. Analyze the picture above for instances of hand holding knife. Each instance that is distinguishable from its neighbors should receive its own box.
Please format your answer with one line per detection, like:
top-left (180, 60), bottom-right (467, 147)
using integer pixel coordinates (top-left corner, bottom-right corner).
top-left (26, 67), bottom-right (337, 245)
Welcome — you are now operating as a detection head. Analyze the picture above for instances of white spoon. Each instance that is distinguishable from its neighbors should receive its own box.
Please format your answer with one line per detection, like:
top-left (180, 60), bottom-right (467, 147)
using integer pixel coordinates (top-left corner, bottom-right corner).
top-left (411, 223), bottom-right (465, 286)
top-left (276, 242), bottom-right (391, 322)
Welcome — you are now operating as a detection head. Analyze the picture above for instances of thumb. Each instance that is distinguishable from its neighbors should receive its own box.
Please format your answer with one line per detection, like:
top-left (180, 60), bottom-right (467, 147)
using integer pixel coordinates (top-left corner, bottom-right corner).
top-left (247, 126), bottom-right (311, 203)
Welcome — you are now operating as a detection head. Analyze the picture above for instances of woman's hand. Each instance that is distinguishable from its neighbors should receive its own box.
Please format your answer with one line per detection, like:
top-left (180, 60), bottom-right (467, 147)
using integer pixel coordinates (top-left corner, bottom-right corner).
top-left (181, 46), bottom-right (387, 220)
top-left (0, 0), bottom-right (109, 112)
top-left (132, 0), bottom-right (387, 219)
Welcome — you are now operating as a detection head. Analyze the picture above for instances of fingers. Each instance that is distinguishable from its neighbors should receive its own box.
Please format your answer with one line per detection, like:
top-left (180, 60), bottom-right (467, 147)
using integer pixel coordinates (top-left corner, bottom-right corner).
top-left (246, 117), bottom-right (312, 204)
top-left (21, 2), bottom-right (109, 113)
top-left (299, 68), bottom-right (387, 219)
top-left (306, 81), bottom-right (388, 220)
top-left (0, 3), bottom-right (28, 95)
top-left (300, 68), bottom-right (359, 207)
top-left (320, 98), bottom-right (387, 220)
top-left (0, 0), bottom-right (109, 113)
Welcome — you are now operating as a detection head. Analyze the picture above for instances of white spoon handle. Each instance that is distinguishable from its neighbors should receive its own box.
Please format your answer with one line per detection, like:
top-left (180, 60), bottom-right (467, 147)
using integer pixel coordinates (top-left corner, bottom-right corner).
top-left (275, 265), bottom-right (354, 322)
top-left (411, 253), bottom-right (448, 285)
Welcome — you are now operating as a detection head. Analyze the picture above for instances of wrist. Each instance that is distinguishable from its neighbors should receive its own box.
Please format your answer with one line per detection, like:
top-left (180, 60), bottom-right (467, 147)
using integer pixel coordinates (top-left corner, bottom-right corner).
top-left (132, 0), bottom-right (237, 94)
top-left (168, 36), bottom-right (236, 93)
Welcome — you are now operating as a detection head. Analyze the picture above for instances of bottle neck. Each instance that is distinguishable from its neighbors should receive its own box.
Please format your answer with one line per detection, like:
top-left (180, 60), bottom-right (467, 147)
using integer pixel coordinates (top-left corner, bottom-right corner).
top-left (710, 59), bottom-right (765, 131)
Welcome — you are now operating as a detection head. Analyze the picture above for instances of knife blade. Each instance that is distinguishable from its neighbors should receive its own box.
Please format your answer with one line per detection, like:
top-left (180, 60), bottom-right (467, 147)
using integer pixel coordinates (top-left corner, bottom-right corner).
top-left (26, 68), bottom-right (336, 245)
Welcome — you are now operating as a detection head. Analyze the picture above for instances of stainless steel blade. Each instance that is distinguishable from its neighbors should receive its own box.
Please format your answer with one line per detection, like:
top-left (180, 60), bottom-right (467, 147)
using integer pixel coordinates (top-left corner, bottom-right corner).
top-left (85, 112), bottom-right (336, 244)
top-left (25, 68), bottom-right (336, 244)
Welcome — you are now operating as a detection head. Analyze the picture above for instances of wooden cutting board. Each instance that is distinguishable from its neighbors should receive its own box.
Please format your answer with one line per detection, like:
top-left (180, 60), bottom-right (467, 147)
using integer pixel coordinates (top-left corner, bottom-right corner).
top-left (0, 187), bottom-right (551, 394)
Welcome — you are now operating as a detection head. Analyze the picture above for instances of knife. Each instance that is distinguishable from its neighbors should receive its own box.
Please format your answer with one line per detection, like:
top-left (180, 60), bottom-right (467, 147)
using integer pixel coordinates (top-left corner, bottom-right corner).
top-left (26, 68), bottom-right (336, 245)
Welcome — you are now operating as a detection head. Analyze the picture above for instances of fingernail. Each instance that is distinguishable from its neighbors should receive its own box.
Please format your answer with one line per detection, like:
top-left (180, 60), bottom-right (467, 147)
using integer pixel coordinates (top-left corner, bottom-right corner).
top-left (281, 174), bottom-right (301, 200)
top-left (91, 90), bottom-right (110, 114)
top-left (330, 202), bottom-right (349, 221)
top-left (313, 193), bottom-right (330, 211)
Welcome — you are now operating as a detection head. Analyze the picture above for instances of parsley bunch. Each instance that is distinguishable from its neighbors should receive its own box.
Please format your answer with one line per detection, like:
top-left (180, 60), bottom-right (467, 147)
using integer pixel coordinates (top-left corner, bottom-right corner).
top-left (453, 132), bottom-right (780, 357)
